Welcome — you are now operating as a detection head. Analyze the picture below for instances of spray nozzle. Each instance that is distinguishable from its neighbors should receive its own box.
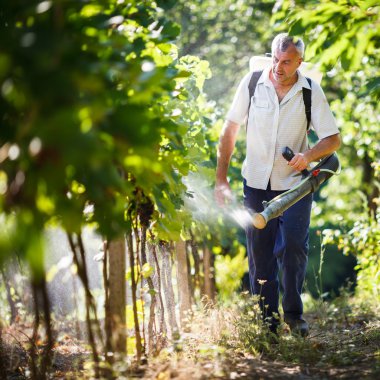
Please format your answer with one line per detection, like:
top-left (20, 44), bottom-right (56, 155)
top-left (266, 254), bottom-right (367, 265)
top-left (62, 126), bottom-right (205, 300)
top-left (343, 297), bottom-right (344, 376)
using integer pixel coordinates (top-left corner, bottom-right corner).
top-left (252, 213), bottom-right (267, 229)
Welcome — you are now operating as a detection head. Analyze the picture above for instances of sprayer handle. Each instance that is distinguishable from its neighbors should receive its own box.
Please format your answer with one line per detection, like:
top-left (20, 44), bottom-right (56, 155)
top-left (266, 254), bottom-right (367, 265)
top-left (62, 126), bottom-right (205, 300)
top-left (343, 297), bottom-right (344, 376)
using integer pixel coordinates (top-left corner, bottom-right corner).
top-left (282, 147), bottom-right (309, 177)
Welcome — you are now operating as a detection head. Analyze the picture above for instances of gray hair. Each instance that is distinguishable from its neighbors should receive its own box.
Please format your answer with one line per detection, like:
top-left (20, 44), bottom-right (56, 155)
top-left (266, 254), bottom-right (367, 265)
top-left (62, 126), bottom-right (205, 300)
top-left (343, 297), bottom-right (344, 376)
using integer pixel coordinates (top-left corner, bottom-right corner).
top-left (271, 33), bottom-right (305, 58)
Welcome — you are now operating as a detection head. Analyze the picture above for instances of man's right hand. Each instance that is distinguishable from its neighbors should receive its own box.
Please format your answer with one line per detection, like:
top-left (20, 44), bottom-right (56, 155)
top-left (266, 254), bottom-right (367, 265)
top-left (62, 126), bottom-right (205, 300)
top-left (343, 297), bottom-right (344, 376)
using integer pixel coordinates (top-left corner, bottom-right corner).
top-left (214, 180), bottom-right (233, 207)
top-left (215, 120), bottom-right (240, 207)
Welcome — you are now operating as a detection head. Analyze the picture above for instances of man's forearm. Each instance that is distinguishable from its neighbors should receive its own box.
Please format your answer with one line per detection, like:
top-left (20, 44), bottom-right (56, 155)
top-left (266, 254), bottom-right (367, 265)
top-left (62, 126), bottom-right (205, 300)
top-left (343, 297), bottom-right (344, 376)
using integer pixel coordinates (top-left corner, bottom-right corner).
top-left (289, 133), bottom-right (341, 172)
top-left (216, 120), bottom-right (240, 183)
top-left (305, 133), bottom-right (341, 163)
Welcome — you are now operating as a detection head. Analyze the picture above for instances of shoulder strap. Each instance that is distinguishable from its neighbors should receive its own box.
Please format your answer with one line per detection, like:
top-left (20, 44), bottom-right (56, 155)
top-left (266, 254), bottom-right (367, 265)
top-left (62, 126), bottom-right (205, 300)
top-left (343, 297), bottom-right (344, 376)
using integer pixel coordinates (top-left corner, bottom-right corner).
top-left (302, 77), bottom-right (312, 131)
top-left (246, 70), bottom-right (263, 130)
top-left (248, 70), bottom-right (263, 106)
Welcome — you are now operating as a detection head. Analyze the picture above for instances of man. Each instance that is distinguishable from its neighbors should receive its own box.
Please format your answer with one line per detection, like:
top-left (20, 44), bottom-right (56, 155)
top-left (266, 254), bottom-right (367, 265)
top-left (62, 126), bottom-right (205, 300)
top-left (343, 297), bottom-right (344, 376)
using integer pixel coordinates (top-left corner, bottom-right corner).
top-left (215, 33), bottom-right (340, 336)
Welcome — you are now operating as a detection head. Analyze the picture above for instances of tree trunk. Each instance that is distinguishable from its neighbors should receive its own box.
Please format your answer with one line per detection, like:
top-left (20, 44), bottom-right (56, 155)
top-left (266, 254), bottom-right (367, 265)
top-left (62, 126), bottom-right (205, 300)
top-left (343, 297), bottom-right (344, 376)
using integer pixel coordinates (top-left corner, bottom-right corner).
top-left (160, 243), bottom-right (178, 338)
top-left (0, 320), bottom-right (6, 378)
top-left (186, 241), bottom-right (194, 302)
top-left (148, 242), bottom-right (167, 348)
top-left (29, 274), bottom-right (54, 380)
top-left (67, 233), bottom-right (101, 377)
top-left (29, 281), bottom-right (41, 380)
top-left (126, 230), bottom-right (143, 361)
top-left (140, 226), bottom-right (158, 355)
top-left (103, 241), bottom-right (111, 356)
top-left (1, 267), bottom-right (18, 324)
top-left (106, 239), bottom-right (126, 354)
top-left (134, 226), bottom-right (147, 358)
top-left (189, 233), bottom-right (202, 297)
top-left (203, 246), bottom-right (216, 304)
top-left (175, 240), bottom-right (191, 326)
top-left (39, 275), bottom-right (54, 378)
top-left (72, 274), bottom-right (81, 340)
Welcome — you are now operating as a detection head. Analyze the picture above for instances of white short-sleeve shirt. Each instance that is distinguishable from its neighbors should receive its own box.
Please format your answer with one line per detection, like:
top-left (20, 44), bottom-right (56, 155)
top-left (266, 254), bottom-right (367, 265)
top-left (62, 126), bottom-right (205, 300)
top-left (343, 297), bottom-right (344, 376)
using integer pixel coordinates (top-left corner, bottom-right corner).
top-left (226, 67), bottom-right (339, 191)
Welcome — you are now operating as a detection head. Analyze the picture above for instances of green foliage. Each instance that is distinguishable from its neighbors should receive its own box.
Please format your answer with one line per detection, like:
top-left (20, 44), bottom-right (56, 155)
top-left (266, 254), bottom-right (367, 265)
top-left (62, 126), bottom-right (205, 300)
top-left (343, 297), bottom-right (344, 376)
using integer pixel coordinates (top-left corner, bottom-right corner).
top-left (165, 1), bottom-right (280, 262)
top-left (0, 0), bottom-right (219, 274)
top-left (168, 0), bottom-right (276, 106)
top-left (306, 227), bottom-right (356, 298)
top-left (326, 165), bottom-right (380, 301)
top-left (215, 247), bottom-right (247, 300)
top-left (2, 0), bottom-right (377, 302)
top-left (273, 1), bottom-right (380, 95)
top-left (141, 262), bottom-right (154, 279)
top-left (225, 293), bottom-right (274, 355)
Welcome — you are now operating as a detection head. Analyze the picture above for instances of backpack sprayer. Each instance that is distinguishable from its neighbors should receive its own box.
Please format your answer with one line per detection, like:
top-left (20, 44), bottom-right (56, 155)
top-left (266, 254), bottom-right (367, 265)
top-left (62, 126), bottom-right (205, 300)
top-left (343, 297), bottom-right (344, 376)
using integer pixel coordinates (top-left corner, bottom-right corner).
top-left (251, 147), bottom-right (340, 229)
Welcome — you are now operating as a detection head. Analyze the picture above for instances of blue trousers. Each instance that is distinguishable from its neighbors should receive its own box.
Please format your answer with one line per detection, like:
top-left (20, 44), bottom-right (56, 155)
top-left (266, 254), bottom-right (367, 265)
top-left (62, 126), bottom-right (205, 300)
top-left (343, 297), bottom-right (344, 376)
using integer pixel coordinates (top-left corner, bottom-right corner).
top-left (243, 181), bottom-right (313, 324)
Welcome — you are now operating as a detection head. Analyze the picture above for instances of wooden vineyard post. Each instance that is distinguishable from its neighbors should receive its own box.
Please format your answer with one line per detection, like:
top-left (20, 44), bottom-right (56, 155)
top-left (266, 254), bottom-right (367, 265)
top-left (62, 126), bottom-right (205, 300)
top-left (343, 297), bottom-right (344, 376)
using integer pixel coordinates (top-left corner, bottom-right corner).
top-left (106, 239), bottom-right (127, 354)
top-left (175, 240), bottom-right (191, 328)
top-left (203, 246), bottom-right (216, 304)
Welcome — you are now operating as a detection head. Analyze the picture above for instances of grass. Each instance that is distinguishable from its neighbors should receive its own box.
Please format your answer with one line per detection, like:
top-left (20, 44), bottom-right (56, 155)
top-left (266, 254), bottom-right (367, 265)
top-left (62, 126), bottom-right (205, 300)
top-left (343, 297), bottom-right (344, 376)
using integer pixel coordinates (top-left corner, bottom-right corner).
top-left (1, 287), bottom-right (379, 379)
top-left (145, 289), bottom-right (380, 379)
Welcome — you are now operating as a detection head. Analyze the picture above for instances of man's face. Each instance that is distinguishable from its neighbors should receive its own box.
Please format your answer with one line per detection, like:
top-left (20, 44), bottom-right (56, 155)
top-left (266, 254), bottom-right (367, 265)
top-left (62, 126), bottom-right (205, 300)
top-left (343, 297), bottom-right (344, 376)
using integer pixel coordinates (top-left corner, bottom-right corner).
top-left (271, 45), bottom-right (302, 84)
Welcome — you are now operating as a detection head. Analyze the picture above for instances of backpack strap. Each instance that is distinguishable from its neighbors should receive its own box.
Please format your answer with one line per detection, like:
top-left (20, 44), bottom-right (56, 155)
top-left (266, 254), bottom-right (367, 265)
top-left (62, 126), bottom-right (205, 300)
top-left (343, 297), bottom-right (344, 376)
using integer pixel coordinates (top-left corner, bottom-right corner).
top-left (248, 70), bottom-right (263, 110)
top-left (302, 77), bottom-right (312, 131)
top-left (246, 70), bottom-right (263, 130)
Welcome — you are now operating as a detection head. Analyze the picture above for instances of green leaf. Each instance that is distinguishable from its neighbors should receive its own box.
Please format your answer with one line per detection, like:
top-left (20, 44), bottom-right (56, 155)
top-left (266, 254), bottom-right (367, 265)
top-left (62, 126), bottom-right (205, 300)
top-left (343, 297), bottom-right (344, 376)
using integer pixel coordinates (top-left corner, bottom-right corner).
top-left (81, 5), bottom-right (103, 18)
top-left (360, 76), bottom-right (380, 99)
top-left (141, 263), bottom-right (154, 278)
top-left (161, 20), bottom-right (181, 39)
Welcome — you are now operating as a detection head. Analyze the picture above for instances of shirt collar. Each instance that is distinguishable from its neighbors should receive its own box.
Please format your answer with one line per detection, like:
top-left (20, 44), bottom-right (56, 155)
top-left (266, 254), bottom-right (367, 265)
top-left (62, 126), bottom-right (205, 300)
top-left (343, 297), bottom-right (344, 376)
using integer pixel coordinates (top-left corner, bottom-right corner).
top-left (258, 67), bottom-right (312, 90)
top-left (258, 67), bottom-right (271, 87)
top-left (297, 70), bottom-right (312, 90)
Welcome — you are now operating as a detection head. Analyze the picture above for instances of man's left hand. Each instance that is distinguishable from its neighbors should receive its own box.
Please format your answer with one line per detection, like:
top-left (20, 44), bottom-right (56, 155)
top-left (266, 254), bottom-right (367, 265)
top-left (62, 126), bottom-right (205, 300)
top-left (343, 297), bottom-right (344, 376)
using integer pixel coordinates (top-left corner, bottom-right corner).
top-left (288, 152), bottom-right (309, 172)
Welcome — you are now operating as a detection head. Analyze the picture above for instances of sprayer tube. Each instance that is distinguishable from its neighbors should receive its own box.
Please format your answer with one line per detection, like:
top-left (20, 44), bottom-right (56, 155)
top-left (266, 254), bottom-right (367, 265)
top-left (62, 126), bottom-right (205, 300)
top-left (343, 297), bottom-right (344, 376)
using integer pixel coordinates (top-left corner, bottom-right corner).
top-left (252, 153), bottom-right (340, 229)
top-left (255, 180), bottom-right (314, 227)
